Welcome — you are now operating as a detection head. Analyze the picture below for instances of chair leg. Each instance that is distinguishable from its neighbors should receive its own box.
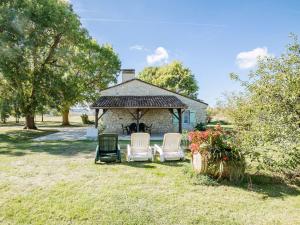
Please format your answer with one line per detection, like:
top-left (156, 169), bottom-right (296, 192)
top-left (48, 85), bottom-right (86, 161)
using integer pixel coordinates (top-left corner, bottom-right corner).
top-left (117, 150), bottom-right (121, 163)
top-left (160, 155), bottom-right (165, 162)
top-left (95, 146), bottom-right (100, 164)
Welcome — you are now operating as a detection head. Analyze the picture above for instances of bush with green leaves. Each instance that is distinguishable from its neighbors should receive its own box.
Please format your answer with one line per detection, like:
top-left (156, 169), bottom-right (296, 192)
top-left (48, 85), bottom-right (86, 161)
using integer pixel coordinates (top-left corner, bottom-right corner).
top-left (194, 122), bottom-right (207, 131)
top-left (0, 98), bottom-right (11, 123)
top-left (224, 35), bottom-right (300, 176)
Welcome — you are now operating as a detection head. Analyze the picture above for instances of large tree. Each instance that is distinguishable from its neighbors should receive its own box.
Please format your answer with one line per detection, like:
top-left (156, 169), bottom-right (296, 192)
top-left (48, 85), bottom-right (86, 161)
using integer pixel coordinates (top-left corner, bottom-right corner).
top-left (224, 36), bottom-right (300, 175)
top-left (138, 61), bottom-right (199, 98)
top-left (0, 0), bottom-right (88, 129)
top-left (54, 41), bottom-right (120, 126)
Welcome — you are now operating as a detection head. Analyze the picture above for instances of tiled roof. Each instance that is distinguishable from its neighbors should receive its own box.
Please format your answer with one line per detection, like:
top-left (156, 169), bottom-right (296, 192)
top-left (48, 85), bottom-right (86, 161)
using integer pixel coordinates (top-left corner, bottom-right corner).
top-left (100, 78), bottom-right (208, 105)
top-left (91, 95), bottom-right (187, 109)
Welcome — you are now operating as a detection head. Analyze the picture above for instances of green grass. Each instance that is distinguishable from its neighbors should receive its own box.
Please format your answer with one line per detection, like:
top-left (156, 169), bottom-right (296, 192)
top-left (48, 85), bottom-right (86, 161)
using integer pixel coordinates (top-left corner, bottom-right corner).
top-left (0, 128), bottom-right (299, 225)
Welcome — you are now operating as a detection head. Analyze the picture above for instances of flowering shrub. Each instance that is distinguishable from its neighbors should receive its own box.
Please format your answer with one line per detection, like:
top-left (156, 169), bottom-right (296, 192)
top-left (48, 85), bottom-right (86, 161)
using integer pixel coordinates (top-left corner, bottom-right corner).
top-left (188, 124), bottom-right (245, 181)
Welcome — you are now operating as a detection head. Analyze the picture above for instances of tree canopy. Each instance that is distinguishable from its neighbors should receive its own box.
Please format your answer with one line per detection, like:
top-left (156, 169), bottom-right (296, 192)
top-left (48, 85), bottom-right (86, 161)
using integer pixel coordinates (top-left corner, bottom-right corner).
top-left (0, 0), bottom-right (120, 128)
top-left (224, 36), bottom-right (300, 175)
top-left (138, 61), bottom-right (199, 98)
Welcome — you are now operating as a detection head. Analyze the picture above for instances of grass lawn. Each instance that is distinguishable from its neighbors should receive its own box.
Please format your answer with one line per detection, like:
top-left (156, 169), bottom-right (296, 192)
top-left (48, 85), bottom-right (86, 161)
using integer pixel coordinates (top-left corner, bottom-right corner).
top-left (0, 128), bottom-right (299, 225)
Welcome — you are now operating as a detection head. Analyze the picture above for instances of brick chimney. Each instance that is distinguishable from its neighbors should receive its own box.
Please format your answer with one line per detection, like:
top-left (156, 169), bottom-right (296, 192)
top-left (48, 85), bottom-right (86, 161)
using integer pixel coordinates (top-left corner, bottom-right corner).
top-left (121, 69), bottom-right (135, 82)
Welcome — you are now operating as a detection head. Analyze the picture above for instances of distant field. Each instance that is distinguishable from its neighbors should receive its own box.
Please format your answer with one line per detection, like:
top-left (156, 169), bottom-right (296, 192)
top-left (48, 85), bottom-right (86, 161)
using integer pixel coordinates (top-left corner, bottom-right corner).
top-left (1, 114), bottom-right (91, 128)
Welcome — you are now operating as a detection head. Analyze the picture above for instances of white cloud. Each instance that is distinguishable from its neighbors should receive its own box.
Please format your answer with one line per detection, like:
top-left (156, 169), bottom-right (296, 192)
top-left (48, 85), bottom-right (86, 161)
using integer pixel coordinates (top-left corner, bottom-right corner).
top-left (129, 45), bottom-right (145, 51)
top-left (236, 47), bottom-right (270, 69)
top-left (147, 47), bottom-right (169, 65)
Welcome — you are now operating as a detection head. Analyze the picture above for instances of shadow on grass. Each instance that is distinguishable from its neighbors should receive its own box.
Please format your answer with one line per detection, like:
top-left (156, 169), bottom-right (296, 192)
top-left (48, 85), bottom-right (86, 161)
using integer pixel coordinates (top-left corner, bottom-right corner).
top-left (0, 150), bottom-right (26, 156)
top-left (154, 159), bottom-right (190, 167)
top-left (0, 140), bottom-right (97, 157)
top-left (0, 129), bottom-right (98, 157)
top-left (93, 152), bottom-right (189, 168)
top-left (219, 173), bottom-right (300, 198)
top-left (36, 123), bottom-right (85, 128)
top-left (0, 121), bottom-right (85, 128)
top-left (122, 161), bottom-right (157, 169)
top-left (0, 129), bottom-right (59, 142)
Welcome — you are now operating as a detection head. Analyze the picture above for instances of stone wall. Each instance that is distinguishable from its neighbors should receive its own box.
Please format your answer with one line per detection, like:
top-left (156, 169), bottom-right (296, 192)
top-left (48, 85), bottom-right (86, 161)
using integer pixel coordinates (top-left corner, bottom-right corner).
top-left (99, 79), bottom-right (208, 133)
top-left (101, 108), bottom-right (176, 134)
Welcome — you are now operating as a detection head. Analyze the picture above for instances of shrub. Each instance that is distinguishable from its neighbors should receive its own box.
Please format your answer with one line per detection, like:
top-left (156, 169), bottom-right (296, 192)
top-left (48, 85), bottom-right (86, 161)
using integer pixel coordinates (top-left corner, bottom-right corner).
top-left (223, 36), bottom-right (300, 176)
top-left (194, 122), bottom-right (206, 131)
top-left (181, 130), bottom-right (189, 150)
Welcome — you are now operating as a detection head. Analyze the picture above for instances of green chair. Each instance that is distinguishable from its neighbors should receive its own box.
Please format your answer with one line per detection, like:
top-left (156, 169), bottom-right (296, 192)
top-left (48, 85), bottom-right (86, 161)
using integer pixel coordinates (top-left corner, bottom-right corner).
top-left (95, 134), bottom-right (121, 163)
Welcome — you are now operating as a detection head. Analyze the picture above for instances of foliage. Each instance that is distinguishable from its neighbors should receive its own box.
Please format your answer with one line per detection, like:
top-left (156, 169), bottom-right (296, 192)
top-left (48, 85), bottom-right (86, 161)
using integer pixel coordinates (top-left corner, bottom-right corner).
top-left (181, 130), bottom-right (189, 149)
top-left (0, 98), bottom-right (11, 123)
top-left (206, 107), bottom-right (213, 123)
top-left (194, 122), bottom-right (207, 131)
top-left (0, 0), bottom-right (84, 128)
top-left (53, 40), bottom-right (120, 125)
top-left (138, 60), bottom-right (199, 98)
top-left (224, 36), bottom-right (300, 175)
top-left (208, 120), bottom-right (231, 126)
top-left (188, 125), bottom-right (246, 181)
top-left (0, 76), bottom-right (12, 123)
top-left (0, 0), bottom-right (120, 128)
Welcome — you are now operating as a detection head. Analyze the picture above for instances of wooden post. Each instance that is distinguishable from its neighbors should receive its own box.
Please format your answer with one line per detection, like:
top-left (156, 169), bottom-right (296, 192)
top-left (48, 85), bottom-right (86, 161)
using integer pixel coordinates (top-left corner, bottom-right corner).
top-left (95, 109), bottom-right (99, 128)
top-left (177, 108), bottom-right (182, 133)
top-left (136, 109), bottom-right (140, 132)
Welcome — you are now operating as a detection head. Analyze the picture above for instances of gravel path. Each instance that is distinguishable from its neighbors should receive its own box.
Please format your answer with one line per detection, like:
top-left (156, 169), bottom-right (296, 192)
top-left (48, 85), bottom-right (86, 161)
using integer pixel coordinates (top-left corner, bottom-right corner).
top-left (33, 127), bottom-right (93, 141)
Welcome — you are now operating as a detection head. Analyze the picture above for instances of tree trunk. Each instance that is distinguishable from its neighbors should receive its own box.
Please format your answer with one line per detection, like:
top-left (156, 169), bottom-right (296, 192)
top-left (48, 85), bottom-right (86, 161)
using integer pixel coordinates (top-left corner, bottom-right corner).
top-left (24, 114), bottom-right (37, 129)
top-left (41, 113), bottom-right (44, 122)
top-left (62, 107), bottom-right (70, 126)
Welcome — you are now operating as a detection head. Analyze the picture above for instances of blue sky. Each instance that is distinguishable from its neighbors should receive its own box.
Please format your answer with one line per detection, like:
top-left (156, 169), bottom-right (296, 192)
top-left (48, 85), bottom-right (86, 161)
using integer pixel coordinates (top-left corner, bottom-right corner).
top-left (70, 0), bottom-right (300, 106)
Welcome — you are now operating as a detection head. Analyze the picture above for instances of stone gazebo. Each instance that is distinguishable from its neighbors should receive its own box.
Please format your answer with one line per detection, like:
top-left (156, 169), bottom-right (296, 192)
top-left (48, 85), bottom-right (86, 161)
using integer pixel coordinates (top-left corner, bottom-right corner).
top-left (91, 95), bottom-right (187, 133)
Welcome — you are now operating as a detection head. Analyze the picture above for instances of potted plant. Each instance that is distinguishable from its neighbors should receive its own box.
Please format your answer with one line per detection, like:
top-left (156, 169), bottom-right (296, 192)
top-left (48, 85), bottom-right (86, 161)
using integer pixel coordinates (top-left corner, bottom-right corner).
top-left (188, 124), bottom-right (245, 181)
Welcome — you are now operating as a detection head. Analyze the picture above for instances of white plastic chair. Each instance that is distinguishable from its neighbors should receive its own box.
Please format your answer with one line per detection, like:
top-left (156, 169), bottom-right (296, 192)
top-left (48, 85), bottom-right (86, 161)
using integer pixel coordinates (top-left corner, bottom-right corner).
top-left (154, 133), bottom-right (184, 162)
top-left (127, 133), bottom-right (153, 162)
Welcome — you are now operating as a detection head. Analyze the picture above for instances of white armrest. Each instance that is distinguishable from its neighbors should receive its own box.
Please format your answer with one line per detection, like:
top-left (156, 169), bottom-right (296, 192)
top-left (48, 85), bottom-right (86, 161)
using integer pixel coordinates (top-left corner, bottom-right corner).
top-left (118, 144), bottom-right (121, 150)
top-left (127, 144), bottom-right (131, 161)
top-left (179, 147), bottom-right (185, 159)
top-left (127, 144), bottom-right (131, 155)
top-left (154, 144), bottom-right (164, 162)
top-left (154, 144), bottom-right (163, 154)
top-left (148, 146), bottom-right (154, 161)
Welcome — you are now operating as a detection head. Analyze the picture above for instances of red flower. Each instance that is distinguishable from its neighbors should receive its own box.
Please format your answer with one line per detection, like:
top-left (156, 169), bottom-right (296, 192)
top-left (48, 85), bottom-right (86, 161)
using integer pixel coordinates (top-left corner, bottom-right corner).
top-left (223, 156), bottom-right (229, 161)
top-left (189, 143), bottom-right (199, 153)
